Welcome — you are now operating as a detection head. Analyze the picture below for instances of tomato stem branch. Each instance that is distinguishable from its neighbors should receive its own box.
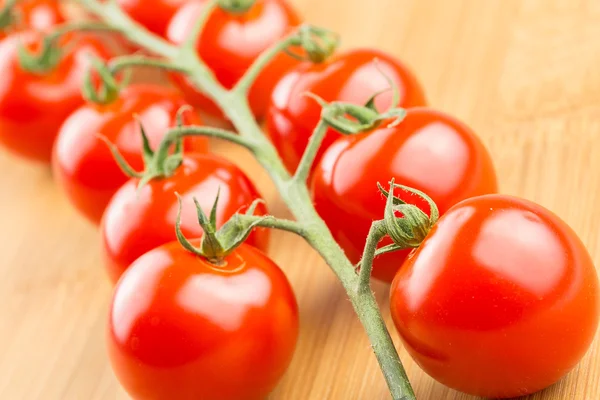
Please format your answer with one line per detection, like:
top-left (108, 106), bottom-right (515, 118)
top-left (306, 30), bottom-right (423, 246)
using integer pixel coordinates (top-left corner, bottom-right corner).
top-left (77, 2), bottom-right (416, 399)
top-left (357, 220), bottom-right (387, 290)
top-left (293, 120), bottom-right (328, 183)
top-left (181, 0), bottom-right (218, 52)
top-left (238, 215), bottom-right (306, 236)
top-left (109, 55), bottom-right (186, 74)
top-left (163, 125), bottom-right (257, 152)
top-left (233, 32), bottom-right (299, 96)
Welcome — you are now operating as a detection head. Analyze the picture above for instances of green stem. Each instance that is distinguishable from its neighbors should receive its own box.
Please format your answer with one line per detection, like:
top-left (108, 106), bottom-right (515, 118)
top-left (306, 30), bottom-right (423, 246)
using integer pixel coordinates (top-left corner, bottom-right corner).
top-left (181, 0), bottom-right (219, 51)
top-left (47, 21), bottom-right (119, 40)
top-left (238, 215), bottom-right (306, 236)
top-left (77, 2), bottom-right (416, 399)
top-left (293, 119), bottom-right (328, 183)
top-left (233, 32), bottom-right (299, 96)
top-left (79, 0), bottom-right (178, 58)
top-left (161, 125), bottom-right (257, 154)
top-left (358, 220), bottom-right (387, 290)
top-left (110, 55), bottom-right (186, 74)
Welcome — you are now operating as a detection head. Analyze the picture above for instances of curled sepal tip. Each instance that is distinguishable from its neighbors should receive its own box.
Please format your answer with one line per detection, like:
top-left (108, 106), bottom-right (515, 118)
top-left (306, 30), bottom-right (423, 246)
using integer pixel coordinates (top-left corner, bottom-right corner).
top-left (218, 0), bottom-right (256, 13)
top-left (174, 192), bottom-right (268, 265)
top-left (379, 180), bottom-right (439, 249)
top-left (18, 36), bottom-right (62, 74)
top-left (82, 56), bottom-right (122, 105)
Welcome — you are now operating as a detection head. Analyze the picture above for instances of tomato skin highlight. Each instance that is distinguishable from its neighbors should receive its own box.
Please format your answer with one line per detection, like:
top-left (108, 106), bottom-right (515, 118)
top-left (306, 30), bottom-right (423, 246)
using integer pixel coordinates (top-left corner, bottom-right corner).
top-left (390, 194), bottom-right (600, 398)
top-left (0, 32), bottom-right (114, 163)
top-left (117, 0), bottom-right (191, 37)
top-left (166, 0), bottom-right (301, 119)
top-left (311, 107), bottom-right (497, 282)
top-left (108, 241), bottom-right (299, 400)
top-left (52, 84), bottom-right (209, 225)
top-left (101, 153), bottom-right (270, 283)
top-left (266, 48), bottom-right (427, 173)
top-left (0, 0), bottom-right (65, 39)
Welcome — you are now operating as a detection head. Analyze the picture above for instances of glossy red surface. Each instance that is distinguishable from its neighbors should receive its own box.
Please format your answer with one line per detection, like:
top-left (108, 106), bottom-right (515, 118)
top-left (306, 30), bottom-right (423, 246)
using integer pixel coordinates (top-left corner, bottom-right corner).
top-left (117, 0), bottom-right (191, 37)
top-left (108, 241), bottom-right (298, 400)
top-left (52, 84), bottom-right (209, 225)
top-left (390, 195), bottom-right (600, 398)
top-left (166, 0), bottom-right (301, 118)
top-left (311, 107), bottom-right (498, 282)
top-left (0, 0), bottom-right (65, 39)
top-left (0, 32), bottom-right (114, 163)
top-left (266, 48), bottom-right (427, 173)
top-left (101, 153), bottom-right (270, 283)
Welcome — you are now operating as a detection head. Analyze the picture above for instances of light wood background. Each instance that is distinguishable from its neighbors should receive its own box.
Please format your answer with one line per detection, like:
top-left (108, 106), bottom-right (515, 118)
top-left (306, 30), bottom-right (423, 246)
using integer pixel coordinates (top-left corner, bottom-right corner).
top-left (2, 0), bottom-right (600, 399)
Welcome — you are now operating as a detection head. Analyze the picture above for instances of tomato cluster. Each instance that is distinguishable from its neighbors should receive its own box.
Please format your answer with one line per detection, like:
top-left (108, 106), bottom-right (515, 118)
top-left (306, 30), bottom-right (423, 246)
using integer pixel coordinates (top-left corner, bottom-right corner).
top-left (0, 1), bottom-right (598, 399)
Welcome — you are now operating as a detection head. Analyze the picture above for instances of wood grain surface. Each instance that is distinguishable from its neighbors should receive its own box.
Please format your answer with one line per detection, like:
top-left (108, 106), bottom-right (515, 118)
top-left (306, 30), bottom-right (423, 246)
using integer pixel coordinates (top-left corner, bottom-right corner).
top-left (2, 0), bottom-right (600, 399)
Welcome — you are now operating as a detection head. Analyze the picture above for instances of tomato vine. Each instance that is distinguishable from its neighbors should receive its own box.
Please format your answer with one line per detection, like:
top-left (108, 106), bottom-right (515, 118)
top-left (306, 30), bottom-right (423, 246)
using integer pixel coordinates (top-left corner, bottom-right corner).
top-left (72, 0), bottom-right (417, 398)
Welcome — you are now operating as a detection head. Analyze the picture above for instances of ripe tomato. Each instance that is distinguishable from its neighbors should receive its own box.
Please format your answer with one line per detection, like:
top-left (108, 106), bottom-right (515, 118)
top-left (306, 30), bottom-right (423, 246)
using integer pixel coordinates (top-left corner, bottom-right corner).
top-left (166, 0), bottom-right (301, 119)
top-left (266, 48), bottom-right (427, 173)
top-left (52, 84), bottom-right (209, 225)
top-left (117, 0), bottom-right (191, 37)
top-left (101, 153), bottom-right (270, 283)
top-left (0, 32), bottom-right (115, 163)
top-left (108, 239), bottom-right (299, 400)
top-left (311, 107), bottom-right (497, 282)
top-left (0, 0), bottom-right (64, 39)
top-left (390, 195), bottom-right (600, 398)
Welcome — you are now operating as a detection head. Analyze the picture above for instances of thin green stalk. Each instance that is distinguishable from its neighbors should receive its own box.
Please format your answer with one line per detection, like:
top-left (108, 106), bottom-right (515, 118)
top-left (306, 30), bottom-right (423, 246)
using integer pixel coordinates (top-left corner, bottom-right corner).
top-left (233, 32), bottom-right (299, 95)
top-left (358, 221), bottom-right (387, 290)
top-left (293, 120), bottom-right (329, 183)
top-left (181, 0), bottom-right (219, 51)
top-left (110, 55), bottom-right (186, 74)
top-left (161, 125), bottom-right (257, 154)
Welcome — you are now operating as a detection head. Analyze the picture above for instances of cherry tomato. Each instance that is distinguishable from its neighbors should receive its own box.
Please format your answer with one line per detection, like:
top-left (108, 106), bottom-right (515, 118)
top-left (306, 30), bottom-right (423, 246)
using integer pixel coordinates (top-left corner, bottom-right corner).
top-left (166, 0), bottom-right (301, 119)
top-left (311, 107), bottom-right (497, 282)
top-left (108, 239), bottom-right (299, 400)
top-left (0, 0), bottom-right (64, 39)
top-left (0, 32), bottom-right (115, 163)
top-left (52, 84), bottom-right (209, 225)
top-left (266, 48), bottom-right (427, 173)
top-left (390, 194), bottom-right (600, 398)
top-left (117, 0), bottom-right (191, 37)
top-left (101, 153), bottom-right (270, 283)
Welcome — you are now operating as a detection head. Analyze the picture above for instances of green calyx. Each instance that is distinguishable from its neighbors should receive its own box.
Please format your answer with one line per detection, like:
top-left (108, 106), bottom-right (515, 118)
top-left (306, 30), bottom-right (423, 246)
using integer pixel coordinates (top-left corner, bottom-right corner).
top-left (307, 62), bottom-right (407, 135)
top-left (175, 193), bottom-right (268, 264)
top-left (100, 107), bottom-right (189, 192)
top-left (379, 179), bottom-right (439, 249)
top-left (217, 0), bottom-right (256, 13)
top-left (286, 25), bottom-right (340, 63)
top-left (18, 36), bottom-right (63, 74)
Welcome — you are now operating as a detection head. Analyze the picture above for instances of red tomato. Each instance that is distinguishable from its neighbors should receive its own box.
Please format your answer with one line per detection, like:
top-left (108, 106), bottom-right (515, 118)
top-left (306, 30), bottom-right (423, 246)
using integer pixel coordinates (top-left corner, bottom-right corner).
top-left (108, 239), bottom-right (298, 400)
top-left (390, 195), bottom-right (600, 398)
top-left (0, 0), bottom-right (64, 39)
top-left (266, 48), bottom-right (427, 173)
top-left (166, 0), bottom-right (301, 119)
top-left (0, 32), bottom-right (115, 163)
top-left (101, 153), bottom-right (270, 283)
top-left (117, 0), bottom-right (191, 37)
top-left (311, 107), bottom-right (497, 282)
top-left (52, 84), bottom-right (209, 225)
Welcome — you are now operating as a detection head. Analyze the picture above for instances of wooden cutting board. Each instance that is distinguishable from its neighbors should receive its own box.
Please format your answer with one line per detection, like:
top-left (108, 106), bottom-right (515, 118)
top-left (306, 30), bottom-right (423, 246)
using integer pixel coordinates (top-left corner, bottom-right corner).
top-left (1, 0), bottom-right (599, 399)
